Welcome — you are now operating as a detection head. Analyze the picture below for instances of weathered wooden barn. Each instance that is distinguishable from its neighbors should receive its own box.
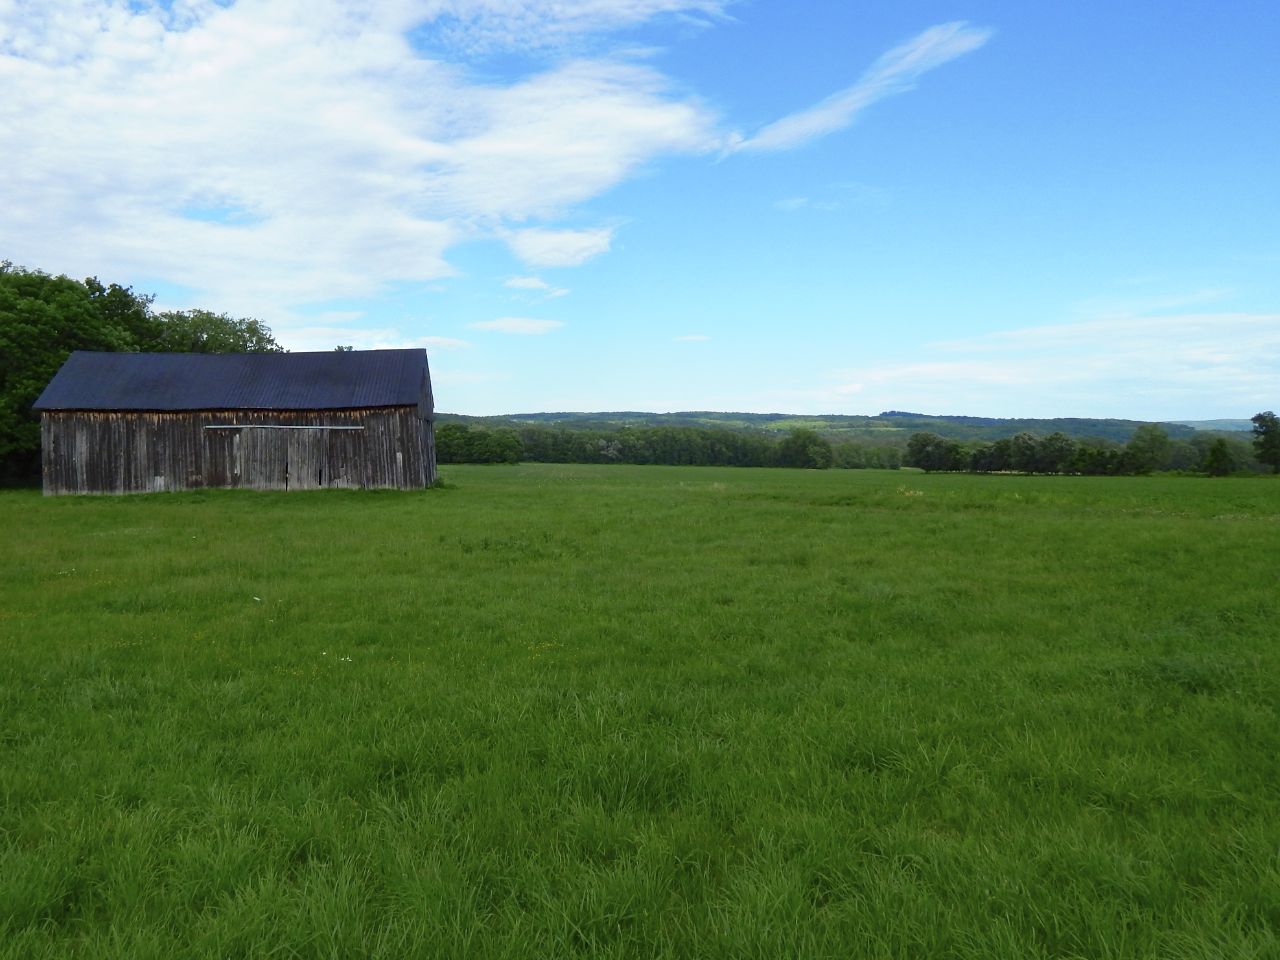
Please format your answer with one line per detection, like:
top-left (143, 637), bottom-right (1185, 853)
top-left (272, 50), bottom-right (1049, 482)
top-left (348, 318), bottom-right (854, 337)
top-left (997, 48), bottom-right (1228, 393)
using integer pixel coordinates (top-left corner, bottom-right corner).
top-left (33, 349), bottom-right (436, 494)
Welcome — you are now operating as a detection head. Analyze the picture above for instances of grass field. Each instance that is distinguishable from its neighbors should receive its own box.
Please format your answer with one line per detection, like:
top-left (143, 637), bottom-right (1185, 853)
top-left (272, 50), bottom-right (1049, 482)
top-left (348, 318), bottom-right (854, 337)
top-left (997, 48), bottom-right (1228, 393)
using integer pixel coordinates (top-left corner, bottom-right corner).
top-left (2, 464), bottom-right (1277, 958)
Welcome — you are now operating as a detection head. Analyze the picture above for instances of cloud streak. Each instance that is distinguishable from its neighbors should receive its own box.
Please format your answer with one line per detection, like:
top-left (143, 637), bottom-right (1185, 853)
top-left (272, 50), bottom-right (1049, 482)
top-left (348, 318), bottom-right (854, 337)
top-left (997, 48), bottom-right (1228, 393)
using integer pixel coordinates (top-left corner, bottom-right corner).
top-left (504, 275), bottom-right (570, 298)
top-left (504, 227), bottom-right (615, 267)
top-left (816, 312), bottom-right (1280, 419)
top-left (729, 21), bottom-right (992, 153)
top-left (469, 317), bottom-right (565, 334)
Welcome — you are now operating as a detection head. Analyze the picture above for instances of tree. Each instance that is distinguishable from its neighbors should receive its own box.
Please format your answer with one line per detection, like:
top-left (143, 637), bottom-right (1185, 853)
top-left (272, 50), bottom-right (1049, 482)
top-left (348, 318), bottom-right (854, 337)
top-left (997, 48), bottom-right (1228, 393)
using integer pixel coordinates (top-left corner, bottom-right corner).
top-left (776, 428), bottom-right (833, 469)
top-left (150, 309), bottom-right (281, 353)
top-left (85, 276), bottom-right (159, 347)
top-left (831, 442), bottom-right (866, 469)
top-left (1123, 424), bottom-right (1172, 474)
top-left (1070, 440), bottom-right (1122, 476)
top-left (1034, 432), bottom-right (1077, 474)
top-left (1252, 411), bottom-right (1280, 472)
top-left (435, 423), bottom-right (523, 464)
top-left (1165, 440), bottom-right (1200, 472)
top-left (1, 264), bottom-right (157, 480)
top-left (904, 432), bottom-right (962, 472)
top-left (1009, 432), bottom-right (1040, 473)
top-left (1, 262), bottom-right (284, 481)
top-left (1202, 438), bottom-right (1237, 477)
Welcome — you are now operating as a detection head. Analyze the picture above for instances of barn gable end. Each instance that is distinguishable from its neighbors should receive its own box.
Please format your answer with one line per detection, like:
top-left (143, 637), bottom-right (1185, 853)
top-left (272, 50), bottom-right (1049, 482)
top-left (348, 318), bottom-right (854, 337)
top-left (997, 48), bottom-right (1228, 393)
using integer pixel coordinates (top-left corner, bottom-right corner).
top-left (33, 349), bottom-right (436, 495)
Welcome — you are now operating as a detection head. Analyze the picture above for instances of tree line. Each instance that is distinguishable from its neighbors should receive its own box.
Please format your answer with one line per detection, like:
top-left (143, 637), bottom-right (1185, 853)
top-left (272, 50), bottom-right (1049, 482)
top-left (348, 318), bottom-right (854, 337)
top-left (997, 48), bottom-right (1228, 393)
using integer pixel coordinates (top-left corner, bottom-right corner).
top-left (1, 262), bottom-right (282, 481)
top-left (436, 422), bottom-right (903, 470)
top-left (438, 418), bottom-right (1280, 476)
top-left (904, 420), bottom-right (1278, 475)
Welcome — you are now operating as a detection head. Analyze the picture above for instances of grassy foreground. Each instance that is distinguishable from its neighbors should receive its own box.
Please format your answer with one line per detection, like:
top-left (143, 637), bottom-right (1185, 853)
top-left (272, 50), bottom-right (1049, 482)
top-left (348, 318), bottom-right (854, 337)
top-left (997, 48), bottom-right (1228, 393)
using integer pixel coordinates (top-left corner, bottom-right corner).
top-left (1, 464), bottom-right (1277, 958)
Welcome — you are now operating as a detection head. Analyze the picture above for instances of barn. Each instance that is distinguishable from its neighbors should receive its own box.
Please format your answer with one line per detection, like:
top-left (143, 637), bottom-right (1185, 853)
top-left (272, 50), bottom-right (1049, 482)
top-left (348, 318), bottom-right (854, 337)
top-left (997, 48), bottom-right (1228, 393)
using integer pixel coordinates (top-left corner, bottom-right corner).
top-left (33, 348), bottom-right (436, 495)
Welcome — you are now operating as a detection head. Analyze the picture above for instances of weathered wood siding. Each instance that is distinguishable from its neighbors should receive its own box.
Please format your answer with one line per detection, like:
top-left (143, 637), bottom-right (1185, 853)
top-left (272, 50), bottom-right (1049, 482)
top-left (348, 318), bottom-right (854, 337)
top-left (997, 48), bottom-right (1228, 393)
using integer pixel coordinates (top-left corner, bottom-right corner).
top-left (41, 408), bottom-right (435, 495)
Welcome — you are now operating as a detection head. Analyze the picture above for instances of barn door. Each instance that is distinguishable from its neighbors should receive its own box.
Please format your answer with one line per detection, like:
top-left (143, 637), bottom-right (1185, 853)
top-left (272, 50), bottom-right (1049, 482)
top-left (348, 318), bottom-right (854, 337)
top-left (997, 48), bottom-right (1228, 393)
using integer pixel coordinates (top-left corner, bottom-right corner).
top-left (286, 429), bottom-right (327, 490)
top-left (238, 428), bottom-right (288, 490)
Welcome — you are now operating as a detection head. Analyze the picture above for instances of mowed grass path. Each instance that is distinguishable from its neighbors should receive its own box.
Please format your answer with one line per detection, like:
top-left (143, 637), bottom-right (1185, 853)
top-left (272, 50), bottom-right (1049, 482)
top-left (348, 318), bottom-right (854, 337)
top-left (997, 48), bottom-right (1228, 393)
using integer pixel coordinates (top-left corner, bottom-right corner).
top-left (1, 465), bottom-right (1277, 958)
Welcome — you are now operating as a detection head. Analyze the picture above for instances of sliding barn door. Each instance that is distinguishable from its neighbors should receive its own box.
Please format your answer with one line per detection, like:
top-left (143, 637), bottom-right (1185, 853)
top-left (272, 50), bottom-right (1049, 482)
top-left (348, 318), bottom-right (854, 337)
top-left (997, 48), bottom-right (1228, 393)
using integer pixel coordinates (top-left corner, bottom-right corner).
top-left (286, 430), bottom-right (327, 490)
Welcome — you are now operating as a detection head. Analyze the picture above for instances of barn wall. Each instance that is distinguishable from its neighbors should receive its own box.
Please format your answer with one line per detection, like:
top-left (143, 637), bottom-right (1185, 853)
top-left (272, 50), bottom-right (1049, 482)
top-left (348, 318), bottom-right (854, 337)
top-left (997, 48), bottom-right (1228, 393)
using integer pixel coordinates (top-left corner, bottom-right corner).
top-left (41, 408), bottom-right (436, 495)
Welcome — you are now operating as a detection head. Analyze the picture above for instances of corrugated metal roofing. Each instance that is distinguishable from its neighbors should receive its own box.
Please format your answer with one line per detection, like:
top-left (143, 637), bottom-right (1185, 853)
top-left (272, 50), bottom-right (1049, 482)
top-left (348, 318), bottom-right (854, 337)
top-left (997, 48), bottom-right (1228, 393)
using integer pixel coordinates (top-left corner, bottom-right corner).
top-left (33, 349), bottom-right (432, 413)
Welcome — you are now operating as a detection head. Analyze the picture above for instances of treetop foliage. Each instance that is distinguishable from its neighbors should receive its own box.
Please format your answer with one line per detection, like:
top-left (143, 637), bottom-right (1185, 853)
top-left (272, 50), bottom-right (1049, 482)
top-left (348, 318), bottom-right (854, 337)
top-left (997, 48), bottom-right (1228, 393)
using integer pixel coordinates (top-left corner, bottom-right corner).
top-left (436, 422), bottom-right (900, 471)
top-left (903, 424), bottom-right (1268, 476)
top-left (1251, 411), bottom-right (1279, 472)
top-left (1, 262), bottom-right (282, 480)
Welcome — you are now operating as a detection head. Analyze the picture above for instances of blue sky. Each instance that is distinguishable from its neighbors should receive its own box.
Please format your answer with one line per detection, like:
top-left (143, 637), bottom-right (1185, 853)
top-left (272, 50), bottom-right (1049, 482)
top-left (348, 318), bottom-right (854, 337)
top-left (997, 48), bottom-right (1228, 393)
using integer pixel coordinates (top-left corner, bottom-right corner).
top-left (3, 1), bottom-right (1277, 418)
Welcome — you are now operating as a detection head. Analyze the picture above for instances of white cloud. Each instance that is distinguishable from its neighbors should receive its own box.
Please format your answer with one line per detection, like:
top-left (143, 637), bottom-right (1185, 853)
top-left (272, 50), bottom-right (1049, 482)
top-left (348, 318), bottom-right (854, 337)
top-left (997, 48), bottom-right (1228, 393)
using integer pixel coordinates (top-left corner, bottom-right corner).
top-left (279, 324), bottom-right (471, 352)
top-left (469, 316), bottom-right (565, 334)
top-left (417, 335), bottom-right (472, 350)
top-left (413, 0), bottom-right (732, 54)
top-left (504, 275), bottom-right (570, 298)
top-left (729, 21), bottom-right (992, 153)
top-left (0, 3), bottom-right (990, 329)
top-left (813, 312), bottom-right (1280, 418)
top-left (0, 0), bottom-right (716, 319)
top-left (504, 227), bottom-right (615, 267)
top-left (774, 181), bottom-right (889, 213)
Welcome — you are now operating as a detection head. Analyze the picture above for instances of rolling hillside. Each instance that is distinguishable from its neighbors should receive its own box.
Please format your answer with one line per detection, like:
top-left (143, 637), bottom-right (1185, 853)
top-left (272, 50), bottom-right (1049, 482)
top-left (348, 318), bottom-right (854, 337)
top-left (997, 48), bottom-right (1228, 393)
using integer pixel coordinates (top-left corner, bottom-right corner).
top-left (435, 410), bottom-right (1247, 444)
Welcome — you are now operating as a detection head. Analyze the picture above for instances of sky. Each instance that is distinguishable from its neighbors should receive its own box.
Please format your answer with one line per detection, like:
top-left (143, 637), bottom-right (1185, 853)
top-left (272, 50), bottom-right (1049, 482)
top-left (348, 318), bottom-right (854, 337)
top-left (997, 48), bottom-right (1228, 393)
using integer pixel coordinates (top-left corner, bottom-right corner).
top-left (2, 0), bottom-right (1278, 419)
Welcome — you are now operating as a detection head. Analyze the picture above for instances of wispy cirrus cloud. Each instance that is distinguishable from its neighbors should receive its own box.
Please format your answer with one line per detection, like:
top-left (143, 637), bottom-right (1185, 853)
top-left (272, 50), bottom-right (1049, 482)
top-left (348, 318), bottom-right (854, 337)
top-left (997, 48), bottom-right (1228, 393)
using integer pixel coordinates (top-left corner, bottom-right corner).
top-left (281, 325), bottom-right (472, 352)
top-left (774, 181), bottom-right (889, 213)
top-left (414, 0), bottom-right (733, 54)
top-left (728, 21), bottom-right (992, 153)
top-left (813, 311), bottom-right (1280, 418)
top-left (469, 317), bottom-right (565, 334)
top-left (504, 275), bottom-right (570, 298)
top-left (503, 227), bottom-right (616, 267)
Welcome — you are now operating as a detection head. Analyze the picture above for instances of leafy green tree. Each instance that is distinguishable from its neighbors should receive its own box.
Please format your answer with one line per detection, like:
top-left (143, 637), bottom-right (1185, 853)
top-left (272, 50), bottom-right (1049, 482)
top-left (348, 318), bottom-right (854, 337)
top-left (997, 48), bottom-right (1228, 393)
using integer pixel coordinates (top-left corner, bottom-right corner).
top-left (1070, 440), bottom-right (1122, 476)
top-left (866, 446), bottom-right (902, 470)
top-left (1, 263), bottom-right (284, 481)
top-left (1034, 432), bottom-right (1077, 474)
top-left (984, 438), bottom-right (1013, 472)
top-left (1252, 411), bottom-right (1280, 472)
top-left (1009, 432), bottom-right (1040, 473)
top-left (1123, 424), bottom-right (1172, 474)
top-left (905, 432), bottom-right (963, 472)
top-left (1, 264), bottom-right (157, 480)
top-left (436, 423), bottom-right (522, 464)
top-left (776, 428), bottom-right (833, 469)
top-left (150, 309), bottom-right (281, 353)
top-left (831, 442), bottom-right (866, 469)
top-left (1165, 440), bottom-right (1199, 471)
top-left (1202, 438), bottom-right (1237, 477)
top-left (85, 276), bottom-right (160, 347)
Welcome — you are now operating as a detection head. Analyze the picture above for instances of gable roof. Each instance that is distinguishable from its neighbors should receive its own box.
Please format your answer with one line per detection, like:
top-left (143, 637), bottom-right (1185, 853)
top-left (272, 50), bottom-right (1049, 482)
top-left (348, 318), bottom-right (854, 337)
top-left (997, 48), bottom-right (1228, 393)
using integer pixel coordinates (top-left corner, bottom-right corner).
top-left (34, 349), bottom-right (432, 414)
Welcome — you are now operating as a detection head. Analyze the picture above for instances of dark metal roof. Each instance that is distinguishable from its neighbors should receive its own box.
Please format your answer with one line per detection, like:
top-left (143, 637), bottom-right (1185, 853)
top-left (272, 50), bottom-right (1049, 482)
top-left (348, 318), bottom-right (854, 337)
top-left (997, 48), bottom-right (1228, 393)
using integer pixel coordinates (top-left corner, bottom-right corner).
top-left (34, 349), bottom-right (433, 413)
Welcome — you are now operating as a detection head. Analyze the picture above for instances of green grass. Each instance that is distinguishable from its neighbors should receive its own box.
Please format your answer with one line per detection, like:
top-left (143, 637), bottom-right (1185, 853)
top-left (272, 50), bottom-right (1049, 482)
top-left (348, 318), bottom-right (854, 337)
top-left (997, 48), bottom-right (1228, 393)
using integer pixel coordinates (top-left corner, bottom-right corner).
top-left (1, 465), bottom-right (1277, 958)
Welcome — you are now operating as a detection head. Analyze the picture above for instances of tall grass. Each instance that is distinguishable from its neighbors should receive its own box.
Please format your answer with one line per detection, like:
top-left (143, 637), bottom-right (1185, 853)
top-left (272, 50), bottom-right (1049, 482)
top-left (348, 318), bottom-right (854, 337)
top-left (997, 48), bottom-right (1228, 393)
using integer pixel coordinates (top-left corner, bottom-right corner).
top-left (1, 466), bottom-right (1277, 957)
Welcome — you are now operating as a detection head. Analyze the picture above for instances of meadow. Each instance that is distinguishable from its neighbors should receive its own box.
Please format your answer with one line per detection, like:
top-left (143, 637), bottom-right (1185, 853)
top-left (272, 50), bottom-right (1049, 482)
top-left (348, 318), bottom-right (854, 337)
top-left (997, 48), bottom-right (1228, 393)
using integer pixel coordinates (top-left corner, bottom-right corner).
top-left (1, 464), bottom-right (1277, 958)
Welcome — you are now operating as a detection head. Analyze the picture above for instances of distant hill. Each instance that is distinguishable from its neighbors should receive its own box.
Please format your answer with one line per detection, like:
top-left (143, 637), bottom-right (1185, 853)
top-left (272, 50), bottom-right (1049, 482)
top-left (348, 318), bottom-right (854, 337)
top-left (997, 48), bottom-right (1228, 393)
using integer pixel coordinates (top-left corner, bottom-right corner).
top-left (436, 410), bottom-right (1212, 444)
top-left (1169, 419), bottom-right (1255, 433)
